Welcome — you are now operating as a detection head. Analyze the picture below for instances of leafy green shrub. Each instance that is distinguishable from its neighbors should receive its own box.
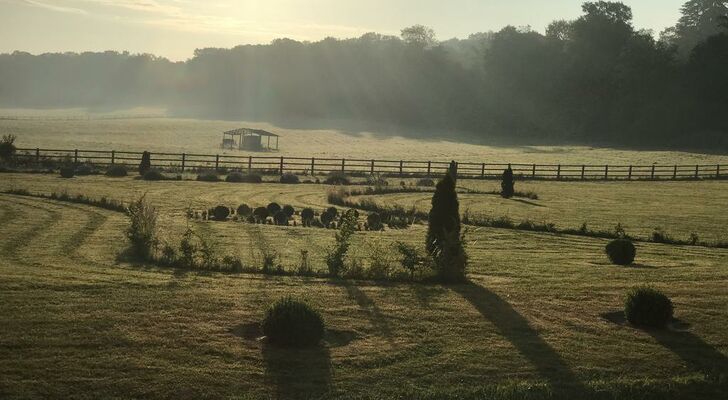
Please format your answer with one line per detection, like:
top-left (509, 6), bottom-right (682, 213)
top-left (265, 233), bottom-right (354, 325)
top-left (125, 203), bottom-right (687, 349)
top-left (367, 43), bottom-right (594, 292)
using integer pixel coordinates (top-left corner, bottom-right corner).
top-left (366, 212), bottom-right (383, 231)
top-left (367, 240), bottom-right (393, 280)
top-left (396, 241), bottom-right (420, 279)
top-left (651, 227), bottom-right (673, 244)
top-left (253, 206), bottom-right (269, 223)
top-left (213, 205), bottom-right (230, 221)
top-left (326, 209), bottom-right (358, 277)
top-left (139, 151), bottom-right (151, 176)
top-left (237, 204), bottom-right (252, 217)
top-left (324, 171), bottom-right (350, 185)
top-left (301, 208), bottom-right (315, 226)
top-left (262, 297), bottom-right (325, 347)
top-left (267, 202), bottom-right (282, 215)
top-left (280, 173), bottom-right (300, 184)
top-left (273, 210), bottom-right (289, 226)
top-left (126, 195), bottom-right (158, 260)
top-left (59, 166), bottom-right (75, 178)
top-left (0, 134), bottom-right (16, 161)
top-left (417, 178), bottom-right (435, 187)
top-left (106, 164), bottom-right (128, 177)
top-left (226, 172), bottom-right (262, 183)
top-left (501, 165), bottom-right (515, 198)
top-left (605, 239), bottom-right (636, 265)
top-left (142, 169), bottom-right (165, 181)
top-left (624, 286), bottom-right (673, 328)
top-left (282, 205), bottom-right (295, 217)
top-left (197, 172), bottom-right (220, 182)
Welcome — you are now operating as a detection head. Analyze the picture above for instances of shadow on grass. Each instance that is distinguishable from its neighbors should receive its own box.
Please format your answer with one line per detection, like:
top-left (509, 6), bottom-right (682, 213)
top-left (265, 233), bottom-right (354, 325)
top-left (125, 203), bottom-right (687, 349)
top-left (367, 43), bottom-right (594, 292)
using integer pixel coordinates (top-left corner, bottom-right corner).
top-left (453, 282), bottom-right (588, 394)
top-left (340, 283), bottom-right (395, 343)
top-left (512, 198), bottom-right (546, 208)
top-left (262, 343), bottom-right (332, 400)
top-left (602, 311), bottom-right (728, 381)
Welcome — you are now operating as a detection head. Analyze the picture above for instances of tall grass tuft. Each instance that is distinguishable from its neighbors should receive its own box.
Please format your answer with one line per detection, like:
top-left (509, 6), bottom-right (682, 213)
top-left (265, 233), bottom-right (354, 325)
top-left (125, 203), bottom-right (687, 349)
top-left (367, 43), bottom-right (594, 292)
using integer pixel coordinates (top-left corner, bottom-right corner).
top-left (126, 195), bottom-right (158, 260)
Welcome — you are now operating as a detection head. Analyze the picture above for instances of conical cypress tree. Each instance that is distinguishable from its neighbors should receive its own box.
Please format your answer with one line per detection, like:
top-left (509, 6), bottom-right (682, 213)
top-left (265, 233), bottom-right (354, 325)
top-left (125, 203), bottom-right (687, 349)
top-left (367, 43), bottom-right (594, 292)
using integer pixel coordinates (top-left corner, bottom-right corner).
top-left (426, 171), bottom-right (467, 282)
top-left (139, 151), bottom-right (152, 176)
top-left (501, 165), bottom-right (514, 198)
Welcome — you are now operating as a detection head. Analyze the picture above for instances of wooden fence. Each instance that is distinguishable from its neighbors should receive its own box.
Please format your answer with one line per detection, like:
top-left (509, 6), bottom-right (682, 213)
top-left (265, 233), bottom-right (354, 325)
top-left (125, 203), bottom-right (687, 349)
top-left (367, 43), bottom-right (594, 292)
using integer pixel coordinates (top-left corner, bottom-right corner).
top-left (14, 147), bottom-right (727, 181)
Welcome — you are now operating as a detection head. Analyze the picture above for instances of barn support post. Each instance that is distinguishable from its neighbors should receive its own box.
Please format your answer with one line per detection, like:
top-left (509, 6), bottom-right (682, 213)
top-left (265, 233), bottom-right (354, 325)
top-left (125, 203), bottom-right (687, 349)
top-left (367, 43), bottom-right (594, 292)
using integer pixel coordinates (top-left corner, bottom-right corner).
top-left (673, 165), bottom-right (677, 179)
top-left (604, 165), bottom-right (609, 180)
top-left (581, 165), bottom-right (585, 180)
top-left (311, 157), bottom-right (315, 176)
top-left (181, 153), bottom-right (186, 172)
top-left (628, 165), bottom-right (632, 180)
top-left (695, 164), bottom-right (699, 179)
top-left (280, 156), bottom-right (284, 175)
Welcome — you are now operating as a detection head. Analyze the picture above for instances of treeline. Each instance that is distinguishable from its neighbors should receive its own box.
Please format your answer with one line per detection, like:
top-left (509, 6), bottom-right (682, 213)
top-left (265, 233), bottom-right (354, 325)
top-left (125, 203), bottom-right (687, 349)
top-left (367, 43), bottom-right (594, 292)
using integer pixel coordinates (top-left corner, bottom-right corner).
top-left (0, 1), bottom-right (727, 150)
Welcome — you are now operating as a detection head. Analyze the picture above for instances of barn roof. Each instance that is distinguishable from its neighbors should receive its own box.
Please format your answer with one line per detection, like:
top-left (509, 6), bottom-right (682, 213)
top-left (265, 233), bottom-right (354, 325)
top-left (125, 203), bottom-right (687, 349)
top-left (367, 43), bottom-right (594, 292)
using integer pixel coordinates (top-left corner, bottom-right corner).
top-left (223, 127), bottom-right (278, 137)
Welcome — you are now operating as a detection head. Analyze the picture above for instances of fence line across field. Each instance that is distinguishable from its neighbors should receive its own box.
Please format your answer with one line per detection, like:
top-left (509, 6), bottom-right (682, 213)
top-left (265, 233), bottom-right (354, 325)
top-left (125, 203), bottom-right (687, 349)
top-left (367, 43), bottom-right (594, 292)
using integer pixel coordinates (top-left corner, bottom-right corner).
top-left (14, 147), bottom-right (726, 181)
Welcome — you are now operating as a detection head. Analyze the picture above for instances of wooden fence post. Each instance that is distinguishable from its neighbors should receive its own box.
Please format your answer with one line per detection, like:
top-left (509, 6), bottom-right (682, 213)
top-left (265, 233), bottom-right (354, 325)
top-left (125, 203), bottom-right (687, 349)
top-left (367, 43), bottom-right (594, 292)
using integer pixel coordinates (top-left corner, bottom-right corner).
top-left (111, 150), bottom-right (115, 165)
top-left (628, 165), bottom-right (632, 180)
top-left (532, 164), bottom-right (536, 178)
top-left (673, 165), bottom-right (677, 179)
top-left (427, 161), bottom-right (431, 176)
top-left (35, 148), bottom-right (40, 163)
top-left (557, 164), bottom-right (561, 180)
top-left (604, 165), bottom-right (609, 180)
top-left (717, 164), bottom-right (721, 179)
top-left (311, 157), bottom-right (315, 175)
top-left (481, 163), bottom-right (485, 178)
top-left (581, 165), bottom-right (585, 180)
top-left (74, 149), bottom-right (78, 164)
top-left (695, 164), bottom-right (699, 179)
top-left (399, 160), bottom-right (403, 177)
top-left (215, 154), bottom-right (220, 170)
top-left (651, 165), bottom-right (656, 180)
top-left (181, 153), bottom-right (185, 172)
top-left (341, 158), bottom-right (345, 172)
top-left (370, 160), bottom-right (375, 175)
top-left (280, 156), bottom-right (284, 174)
top-left (248, 156), bottom-right (252, 173)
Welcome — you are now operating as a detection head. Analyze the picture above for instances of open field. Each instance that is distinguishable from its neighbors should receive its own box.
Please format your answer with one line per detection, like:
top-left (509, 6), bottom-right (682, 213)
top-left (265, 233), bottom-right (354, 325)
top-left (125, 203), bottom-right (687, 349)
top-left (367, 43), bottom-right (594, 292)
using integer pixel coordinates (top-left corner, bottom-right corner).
top-left (3, 111), bottom-right (728, 165)
top-left (1, 171), bottom-right (727, 398)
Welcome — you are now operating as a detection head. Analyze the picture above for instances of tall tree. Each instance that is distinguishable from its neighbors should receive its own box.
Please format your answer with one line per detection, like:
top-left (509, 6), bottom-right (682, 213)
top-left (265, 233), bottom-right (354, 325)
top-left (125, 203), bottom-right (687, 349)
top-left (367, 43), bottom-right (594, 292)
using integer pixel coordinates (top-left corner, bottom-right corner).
top-left (661, 0), bottom-right (728, 57)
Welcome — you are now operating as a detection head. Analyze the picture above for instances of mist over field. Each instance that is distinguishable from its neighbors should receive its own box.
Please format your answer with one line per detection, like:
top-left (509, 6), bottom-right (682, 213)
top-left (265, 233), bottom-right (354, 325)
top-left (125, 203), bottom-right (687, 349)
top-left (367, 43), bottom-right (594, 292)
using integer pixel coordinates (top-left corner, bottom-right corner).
top-left (1, 1), bottom-right (727, 151)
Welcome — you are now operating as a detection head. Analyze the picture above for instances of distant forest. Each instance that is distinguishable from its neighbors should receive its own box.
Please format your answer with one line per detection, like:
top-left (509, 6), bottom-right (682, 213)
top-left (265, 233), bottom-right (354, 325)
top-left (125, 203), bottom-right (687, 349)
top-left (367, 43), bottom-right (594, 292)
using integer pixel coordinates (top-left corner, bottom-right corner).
top-left (1, 1), bottom-right (727, 150)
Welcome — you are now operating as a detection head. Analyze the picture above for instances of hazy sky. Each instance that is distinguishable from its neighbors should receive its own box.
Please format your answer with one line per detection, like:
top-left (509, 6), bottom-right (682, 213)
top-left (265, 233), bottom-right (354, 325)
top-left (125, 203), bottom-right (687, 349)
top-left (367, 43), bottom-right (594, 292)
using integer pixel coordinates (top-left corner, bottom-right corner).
top-left (1, 0), bottom-right (686, 61)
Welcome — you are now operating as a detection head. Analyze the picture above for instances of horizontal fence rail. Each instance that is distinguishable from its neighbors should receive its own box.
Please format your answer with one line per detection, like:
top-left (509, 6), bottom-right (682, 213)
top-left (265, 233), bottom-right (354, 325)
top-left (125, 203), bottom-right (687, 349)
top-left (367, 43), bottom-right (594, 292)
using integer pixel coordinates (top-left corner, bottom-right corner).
top-left (13, 147), bottom-right (727, 181)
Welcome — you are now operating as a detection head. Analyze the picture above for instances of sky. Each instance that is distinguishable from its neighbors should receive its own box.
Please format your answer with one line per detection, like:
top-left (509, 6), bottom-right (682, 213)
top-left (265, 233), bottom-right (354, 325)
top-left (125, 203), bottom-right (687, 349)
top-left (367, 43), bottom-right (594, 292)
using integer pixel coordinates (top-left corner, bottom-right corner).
top-left (0, 0), bottom-right (687, 61)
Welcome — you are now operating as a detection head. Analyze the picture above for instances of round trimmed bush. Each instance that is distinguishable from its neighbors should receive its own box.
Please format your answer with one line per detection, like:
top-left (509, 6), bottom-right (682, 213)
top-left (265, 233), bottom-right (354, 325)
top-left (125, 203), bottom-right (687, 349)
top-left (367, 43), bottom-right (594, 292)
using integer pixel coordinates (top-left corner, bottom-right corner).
top-left (267, 202), bottom-right (281, 215)
top-left (59, 166), bottom-right (75, 178)
top-left (624, 286), bottom-right (673, 328)
top-left (213, 205), bottom-right (230, 221)
top-left (326, 206), bottom-right (338, 219)
top-left (367, 212), bottom-right (383, 230)
top-left (142, 169), bottom-right (165, 181)
top-left (282, 205), bottom-right (295, 217)
top-left (226, 172), bottom-right (262, 183)
top-left (237, 204), bottom-right (252, 217)
top-left (273, 210), bottom-right (289, 226)
top-left (324, 171), bottom-right (350, 185)
top-left (197, 172), bottom-right (220, 182)
top-left (320, 210), bottom-right (334, 227)
top-left (75, 164), bottom-right (96, 176)
top-left (262, 297), bottom-right (325, 348)
top-left (105, 164), bottom-right (128, 177)
top-left (280, 173), bottom-right (300, 184)
top-left (605, 239), bottom-right (636, 265)
top-left (301, 208), bottom-right (315, 226)
top-left (253, 206), bottom-right (269, 223)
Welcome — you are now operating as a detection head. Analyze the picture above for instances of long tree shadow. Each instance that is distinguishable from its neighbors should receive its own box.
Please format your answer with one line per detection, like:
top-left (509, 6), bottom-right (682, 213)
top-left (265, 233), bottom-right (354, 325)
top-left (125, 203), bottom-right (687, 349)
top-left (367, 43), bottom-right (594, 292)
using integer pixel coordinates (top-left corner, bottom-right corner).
top-left (453, 283), bottom-right (588, 394)
top-left (340, 283), bottom-right (395, 343)
top-left (262, 343), bottom-right (332, 400)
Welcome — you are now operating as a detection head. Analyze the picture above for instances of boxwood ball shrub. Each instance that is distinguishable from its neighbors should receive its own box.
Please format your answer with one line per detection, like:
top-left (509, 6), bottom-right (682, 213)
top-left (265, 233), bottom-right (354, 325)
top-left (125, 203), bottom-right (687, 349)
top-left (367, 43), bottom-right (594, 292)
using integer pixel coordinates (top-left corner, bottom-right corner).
top-left (59, 166), bottom-right (75, 178)
top-left (324, 171), bottom-right (350, 185)
top-left (75, 164), bottom-right (96, 176)
top-left (280, 173), bottom-right (300, 184)
top-left (105, 164), bottom-right (128, 177)
top-left (253, 206), bottom-right (269, 223)
top-left (282, 205), bottom-right (295, 217)
top-left (262, 296), bottom-right (325, 347)
top-left (213, 205), bottom-right (230, 221)
top-left (226, 172), bottom-right (262, 183)
top-left (197, 172), bottom-right (220, 182)
top-left (301, 208), bottom-right (315, 226)
top-left (267, 202), bottom-right (282, 215)
top-left (605, 239), bottom-right (636, 265)
top-left (624, 286), bottom-right (674, 328)
top-left (142, 169), bottom-right (165, 181)
top-left (237, 204), bottom-right (252, 217)
top-left (273, 210), bottom-right (289, 226)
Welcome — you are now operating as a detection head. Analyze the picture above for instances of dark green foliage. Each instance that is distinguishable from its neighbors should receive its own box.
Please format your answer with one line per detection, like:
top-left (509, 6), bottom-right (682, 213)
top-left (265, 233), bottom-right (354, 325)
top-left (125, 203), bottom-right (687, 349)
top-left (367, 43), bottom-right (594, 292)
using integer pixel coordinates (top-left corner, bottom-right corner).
top-left (366, 212), bottom-right (383, 230)
top-left (226, 172), bottom-right (262, 183)
top-left (427, 172), bottom-right (466, 282)
top-left (273, 210), bottom-right (289, 225)
top-left (605, 239), bottom-right (636, 265)
top-left (0, 134), bottom-right (16, 160)
top-left (624, 286), bottom-right (674, 328)
top-left (501, 166), bottom-right (515, 198)
top-left (262, 297), bottom-right (325, 347)
top-left (197, 172), bottom-right (220, 182)
top-left (280, 173), bottom-right (300, 184)
top-left (396, 241), bottom-right (420, 279)
top-left (320, 210), bottom-right (334, 227)
top-left (212, 205), bottom-right (230, 221)
top-left (282, 205), bottom-right (295, 217)
top-left (301, 208), bottom-right (315, 226)
top-left (139, 151), bottom-right (151, 176)
top-left (142, 169), bottom-right (164, 181)
top-left (105, 164), bottom-right (128, 177)
top-left (75, 164), bottom-right (95, 176)
top-left (326, 206), bottom-right (338, 219)
top-left (267, 202), bottom-right (281, 215)
top-left (253, 206), bottom-right (269, 223)
top-left (325, 209), bottom-right (358, 277)
top-left (59, 166), bottom-right (75, 178)
top-left (324, 171), bottom-right (350, 185)
top-left (236, 204), bottom-right (252, 217)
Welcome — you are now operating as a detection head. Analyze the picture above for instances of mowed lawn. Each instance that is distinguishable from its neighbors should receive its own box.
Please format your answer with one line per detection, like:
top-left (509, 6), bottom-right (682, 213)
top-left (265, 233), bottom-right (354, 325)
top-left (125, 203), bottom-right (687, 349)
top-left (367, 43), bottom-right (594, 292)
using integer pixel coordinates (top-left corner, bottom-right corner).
top-left (0, 175), bottom-right (727, 398)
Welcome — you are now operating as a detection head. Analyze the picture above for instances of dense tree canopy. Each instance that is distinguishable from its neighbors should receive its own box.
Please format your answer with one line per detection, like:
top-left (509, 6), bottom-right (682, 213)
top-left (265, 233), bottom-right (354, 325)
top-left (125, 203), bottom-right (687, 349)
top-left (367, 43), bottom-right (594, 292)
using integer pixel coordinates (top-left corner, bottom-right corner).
top-left (0, 1), bottom-right (727, 151)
